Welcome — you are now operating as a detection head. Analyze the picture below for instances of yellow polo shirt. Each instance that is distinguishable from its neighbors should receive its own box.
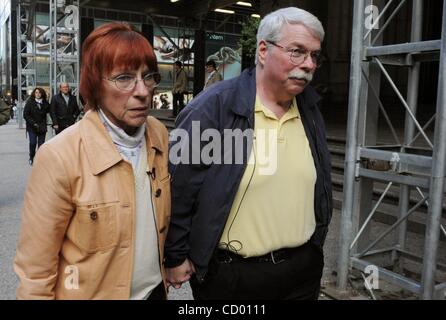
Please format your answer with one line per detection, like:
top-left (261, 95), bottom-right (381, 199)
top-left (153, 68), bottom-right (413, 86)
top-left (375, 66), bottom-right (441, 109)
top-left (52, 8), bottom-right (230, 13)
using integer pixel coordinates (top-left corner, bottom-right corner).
top-left (218, 96), bottom-right (316, 257)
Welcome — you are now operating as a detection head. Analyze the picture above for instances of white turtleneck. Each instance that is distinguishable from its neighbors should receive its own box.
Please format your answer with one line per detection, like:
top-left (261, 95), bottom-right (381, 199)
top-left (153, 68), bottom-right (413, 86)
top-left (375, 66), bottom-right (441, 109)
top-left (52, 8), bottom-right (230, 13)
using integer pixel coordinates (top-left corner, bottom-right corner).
top-left (98, 108), bottom-right (145, 168)
top-left (98, 108), bottom-right (162, 300)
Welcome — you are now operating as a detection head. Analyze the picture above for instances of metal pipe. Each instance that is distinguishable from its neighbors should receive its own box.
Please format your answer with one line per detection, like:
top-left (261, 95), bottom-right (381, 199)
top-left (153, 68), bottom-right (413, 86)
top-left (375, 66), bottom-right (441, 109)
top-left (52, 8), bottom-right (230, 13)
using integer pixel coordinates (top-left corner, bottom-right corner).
top-left (350, 182), bottom-right (393, 250)
top-left (361, 69), bottom-right (401, 144)
top-left (52, 0), bottom-right (58, 96)
top-left (375, 58), bottom-right (434, 148)
top-left (421, 0), bottom-right (446, 300)
top-left (337, 0), bottom-right (366, 292)
top-left (409, 113), bottom-right (436, 146)
top-left (16, 2), bottom-right (24, 129)
top-left (397, 0), bottom-right (423, 270)
top-left (441, 225), bottom-right (446, 238)
top-left (358, 196), bottom-right (428, 258)
top-left (49, 0), bottom-right (53, 97)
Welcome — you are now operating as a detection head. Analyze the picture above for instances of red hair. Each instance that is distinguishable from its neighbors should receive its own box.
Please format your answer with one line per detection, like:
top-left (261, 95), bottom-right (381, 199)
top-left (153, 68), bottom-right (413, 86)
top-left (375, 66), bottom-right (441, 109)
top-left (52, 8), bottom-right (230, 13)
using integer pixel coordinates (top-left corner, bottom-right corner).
top-left (80, 22), bottom-right (158, 111)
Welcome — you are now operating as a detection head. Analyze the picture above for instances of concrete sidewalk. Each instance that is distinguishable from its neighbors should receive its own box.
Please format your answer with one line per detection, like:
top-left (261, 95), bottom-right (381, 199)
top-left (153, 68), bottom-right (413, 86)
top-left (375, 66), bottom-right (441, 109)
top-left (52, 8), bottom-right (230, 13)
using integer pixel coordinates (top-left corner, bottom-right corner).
top-left (1, 118), bottom-right (444, 300)
top-left (0, 120), bottom-right (31, 300)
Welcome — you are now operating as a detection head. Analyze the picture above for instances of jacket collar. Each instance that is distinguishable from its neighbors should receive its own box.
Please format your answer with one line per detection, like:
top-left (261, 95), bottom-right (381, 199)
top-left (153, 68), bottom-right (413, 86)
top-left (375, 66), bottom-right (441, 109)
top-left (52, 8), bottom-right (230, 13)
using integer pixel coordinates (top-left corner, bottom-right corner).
top-left (230, 67), bottom-right (322, 119)
top-left (80, 110), bottom-right (163, 175)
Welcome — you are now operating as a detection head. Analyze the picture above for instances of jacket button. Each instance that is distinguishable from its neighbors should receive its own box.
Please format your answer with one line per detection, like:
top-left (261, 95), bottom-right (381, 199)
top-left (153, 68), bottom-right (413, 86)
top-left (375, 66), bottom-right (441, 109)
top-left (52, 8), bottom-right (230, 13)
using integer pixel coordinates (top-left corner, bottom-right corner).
top-left (90, 211), bottom-right (98, 221)
top-left (155, 189), bottom-right (161, 198)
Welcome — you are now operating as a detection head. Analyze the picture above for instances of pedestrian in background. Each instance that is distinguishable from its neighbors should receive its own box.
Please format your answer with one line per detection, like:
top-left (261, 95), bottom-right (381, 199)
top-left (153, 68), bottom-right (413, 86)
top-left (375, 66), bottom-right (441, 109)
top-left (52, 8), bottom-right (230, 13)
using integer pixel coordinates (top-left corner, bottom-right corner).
top-left (172, 60), bottom-right (187, 117)
top-left (203, 60), bottom-right (223, 90)
top-left (0, 98), bottom-right (10, 125)
top-left (50, 82), bottom-right (80, 134)
top-left (23, 87), bottom-right (50, 165)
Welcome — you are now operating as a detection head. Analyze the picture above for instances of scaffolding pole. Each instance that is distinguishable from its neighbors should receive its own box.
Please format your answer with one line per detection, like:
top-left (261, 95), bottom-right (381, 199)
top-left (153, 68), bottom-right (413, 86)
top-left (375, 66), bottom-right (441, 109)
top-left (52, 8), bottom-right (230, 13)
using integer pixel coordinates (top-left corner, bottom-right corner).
top-left (337, 0), bottom-right (365, 292)
top-left (421, 0), bottom-right (446, 300)
top-left (337, 0), bottom-right (445, 299)
top-left (49, 0), bottom-right (80, 104)
top-left (396, 0), bottom-right (423, 272)
top-left (16, 0), bottom-right (37, 129)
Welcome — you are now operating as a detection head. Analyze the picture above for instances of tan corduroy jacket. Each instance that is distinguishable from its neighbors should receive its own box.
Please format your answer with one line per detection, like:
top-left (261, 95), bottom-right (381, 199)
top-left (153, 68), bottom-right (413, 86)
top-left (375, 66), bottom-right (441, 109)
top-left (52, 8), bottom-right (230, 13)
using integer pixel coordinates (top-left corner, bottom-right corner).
top-left (14, 110), bottom-right (171, 299)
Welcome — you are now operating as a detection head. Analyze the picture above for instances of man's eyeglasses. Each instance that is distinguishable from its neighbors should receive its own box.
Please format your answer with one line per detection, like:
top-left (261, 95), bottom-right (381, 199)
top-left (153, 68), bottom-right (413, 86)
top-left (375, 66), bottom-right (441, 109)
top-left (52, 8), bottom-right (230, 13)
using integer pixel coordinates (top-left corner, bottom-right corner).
top-left (105, 72), bottom-right (161, 91)
top-left (266, 40), bottom-right (323, 68)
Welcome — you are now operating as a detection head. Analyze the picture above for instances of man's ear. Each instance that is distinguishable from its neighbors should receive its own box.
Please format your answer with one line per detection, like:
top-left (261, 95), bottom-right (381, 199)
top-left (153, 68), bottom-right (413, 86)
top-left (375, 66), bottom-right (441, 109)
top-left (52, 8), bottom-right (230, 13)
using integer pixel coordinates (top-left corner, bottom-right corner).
top-left (257, 40), bottom-right (268, 66)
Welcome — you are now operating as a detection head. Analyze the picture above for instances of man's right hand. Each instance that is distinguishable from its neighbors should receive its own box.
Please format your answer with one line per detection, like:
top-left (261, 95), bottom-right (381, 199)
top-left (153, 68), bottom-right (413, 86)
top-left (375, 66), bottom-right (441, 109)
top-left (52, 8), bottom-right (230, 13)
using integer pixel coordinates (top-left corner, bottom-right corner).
top-left (53, 124), bottom-right (59, 130)
top-left (166, 258), bottom-right (196, 289)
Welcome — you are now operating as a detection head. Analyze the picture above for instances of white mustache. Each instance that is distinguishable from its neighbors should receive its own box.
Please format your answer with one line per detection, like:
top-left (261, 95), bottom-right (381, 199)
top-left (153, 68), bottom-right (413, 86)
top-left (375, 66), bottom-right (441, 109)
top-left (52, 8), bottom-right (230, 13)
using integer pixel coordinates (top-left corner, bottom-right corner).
top-left (288, 71), bottom-right (313, 83)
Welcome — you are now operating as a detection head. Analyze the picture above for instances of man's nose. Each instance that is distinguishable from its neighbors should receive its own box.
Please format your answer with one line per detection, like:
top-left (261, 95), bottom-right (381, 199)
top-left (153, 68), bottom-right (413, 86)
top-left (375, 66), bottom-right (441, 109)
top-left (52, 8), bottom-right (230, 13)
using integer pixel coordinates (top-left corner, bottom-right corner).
top-left (299, 54), bottom-right (316, 71)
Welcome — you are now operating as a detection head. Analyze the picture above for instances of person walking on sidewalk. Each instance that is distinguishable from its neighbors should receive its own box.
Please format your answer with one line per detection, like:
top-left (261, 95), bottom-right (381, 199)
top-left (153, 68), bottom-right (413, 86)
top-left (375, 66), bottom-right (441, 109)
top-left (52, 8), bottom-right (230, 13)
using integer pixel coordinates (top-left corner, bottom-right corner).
top-left (23, 87), bottom-right (50, 165)
top-left (0, 98), bottom-right (10, 125)
top-left (172, 61), bottom-right (187, 117)
top-left (50, 83), bottom-right (80, 134)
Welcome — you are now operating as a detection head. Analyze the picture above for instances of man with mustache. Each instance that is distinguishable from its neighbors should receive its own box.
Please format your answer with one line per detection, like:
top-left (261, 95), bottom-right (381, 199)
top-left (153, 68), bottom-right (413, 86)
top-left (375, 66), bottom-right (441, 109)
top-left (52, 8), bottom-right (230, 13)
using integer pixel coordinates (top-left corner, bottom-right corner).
top-left (165, 7), bottom-right (332, 300)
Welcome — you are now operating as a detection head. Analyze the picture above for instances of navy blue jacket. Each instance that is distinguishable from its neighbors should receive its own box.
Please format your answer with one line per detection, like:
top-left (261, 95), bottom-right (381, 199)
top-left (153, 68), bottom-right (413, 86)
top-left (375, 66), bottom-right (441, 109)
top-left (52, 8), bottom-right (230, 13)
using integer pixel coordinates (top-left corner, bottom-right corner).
top-left (165, 68), bottom-right (333, 281)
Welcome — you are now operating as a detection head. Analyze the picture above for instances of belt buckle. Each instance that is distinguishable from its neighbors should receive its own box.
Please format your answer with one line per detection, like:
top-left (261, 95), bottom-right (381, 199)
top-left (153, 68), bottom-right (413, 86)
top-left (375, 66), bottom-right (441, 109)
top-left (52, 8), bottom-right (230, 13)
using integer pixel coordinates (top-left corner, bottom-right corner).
top-left (216, 251), bottom-right (233, 264)
top-left (270, 251), bottom-right (285, 265)
top-left (221, 255), bottom-right (233, 264)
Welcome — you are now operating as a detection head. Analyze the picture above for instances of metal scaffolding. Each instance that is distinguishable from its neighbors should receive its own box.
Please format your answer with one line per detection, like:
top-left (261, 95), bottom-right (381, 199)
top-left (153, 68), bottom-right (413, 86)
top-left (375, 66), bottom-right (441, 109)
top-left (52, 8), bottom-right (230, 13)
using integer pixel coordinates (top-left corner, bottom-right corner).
top-left (16, 0), bottom-right (80, 130)
top-left (16, 0), bottom-right (37, 129)
top-left (338, 0), bottom-right (446, 299)
top-left (49, 0), bottom-right (80, 103)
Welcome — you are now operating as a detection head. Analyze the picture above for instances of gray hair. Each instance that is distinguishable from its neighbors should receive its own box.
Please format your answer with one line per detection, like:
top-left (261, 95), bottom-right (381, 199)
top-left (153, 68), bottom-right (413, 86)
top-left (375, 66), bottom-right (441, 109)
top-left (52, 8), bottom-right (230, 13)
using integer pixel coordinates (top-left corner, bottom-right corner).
top-left (255, 7), bottom-right (325, 65)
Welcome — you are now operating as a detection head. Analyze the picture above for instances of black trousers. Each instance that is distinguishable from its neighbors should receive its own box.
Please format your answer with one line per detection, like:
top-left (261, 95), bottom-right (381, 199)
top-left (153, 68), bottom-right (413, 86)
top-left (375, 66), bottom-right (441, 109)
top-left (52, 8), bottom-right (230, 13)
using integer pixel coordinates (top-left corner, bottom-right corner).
top-left (146, 281), bottom-right (166, 300)
top-left (190, 242), bottom-right (324, 300)
top-left (28, 129), bottom-right (46, 161)
top-left (172, 92), bottom-right (185, 117)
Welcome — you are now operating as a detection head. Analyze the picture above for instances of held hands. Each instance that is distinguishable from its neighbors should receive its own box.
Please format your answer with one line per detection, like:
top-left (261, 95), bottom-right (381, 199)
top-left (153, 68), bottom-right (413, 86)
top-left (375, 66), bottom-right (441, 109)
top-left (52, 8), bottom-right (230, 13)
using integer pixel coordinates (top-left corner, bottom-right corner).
top-left (166, 258), bottom-right (196, 289)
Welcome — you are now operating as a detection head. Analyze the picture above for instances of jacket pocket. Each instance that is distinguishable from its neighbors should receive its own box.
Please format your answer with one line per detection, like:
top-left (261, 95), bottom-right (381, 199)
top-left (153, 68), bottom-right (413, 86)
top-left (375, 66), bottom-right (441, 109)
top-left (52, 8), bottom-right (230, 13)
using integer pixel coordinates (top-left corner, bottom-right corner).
top-left (71, 203), bottom-right (118, 253)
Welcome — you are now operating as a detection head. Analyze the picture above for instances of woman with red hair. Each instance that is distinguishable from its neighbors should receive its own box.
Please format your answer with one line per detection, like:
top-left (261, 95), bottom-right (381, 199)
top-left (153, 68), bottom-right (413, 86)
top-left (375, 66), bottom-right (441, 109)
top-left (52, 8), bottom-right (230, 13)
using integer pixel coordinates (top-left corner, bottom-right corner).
top-left (14, 22), bottom-right (171, 300)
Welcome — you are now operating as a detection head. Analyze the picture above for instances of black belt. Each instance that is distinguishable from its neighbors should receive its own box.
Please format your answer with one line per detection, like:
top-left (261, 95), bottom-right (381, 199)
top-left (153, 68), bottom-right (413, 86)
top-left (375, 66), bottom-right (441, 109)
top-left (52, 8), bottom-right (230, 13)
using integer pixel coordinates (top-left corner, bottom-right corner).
top-left (215, 243), bottom-right (309, 265)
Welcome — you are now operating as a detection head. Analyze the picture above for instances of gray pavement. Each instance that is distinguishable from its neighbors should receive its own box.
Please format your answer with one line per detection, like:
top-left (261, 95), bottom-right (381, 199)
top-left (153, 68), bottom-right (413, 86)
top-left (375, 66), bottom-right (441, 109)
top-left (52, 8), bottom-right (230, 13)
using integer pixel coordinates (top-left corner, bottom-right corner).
top-left (0, 120), bottom-right (30, 300)
top-left (1, 118), bottom-right (444, 300)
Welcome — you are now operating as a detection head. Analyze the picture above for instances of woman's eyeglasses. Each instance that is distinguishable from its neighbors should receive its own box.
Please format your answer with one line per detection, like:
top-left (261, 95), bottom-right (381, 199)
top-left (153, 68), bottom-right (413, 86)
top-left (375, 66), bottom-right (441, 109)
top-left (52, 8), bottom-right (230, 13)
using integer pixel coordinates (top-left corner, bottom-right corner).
top-left (105, 72), bottom-right (161, 91)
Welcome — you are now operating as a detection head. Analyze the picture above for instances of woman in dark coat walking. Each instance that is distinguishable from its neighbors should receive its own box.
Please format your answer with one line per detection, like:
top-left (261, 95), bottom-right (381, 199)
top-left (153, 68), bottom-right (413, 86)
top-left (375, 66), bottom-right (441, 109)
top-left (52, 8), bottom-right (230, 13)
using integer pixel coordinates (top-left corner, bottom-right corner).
top-left (23, 87), bottom-right (50, 165)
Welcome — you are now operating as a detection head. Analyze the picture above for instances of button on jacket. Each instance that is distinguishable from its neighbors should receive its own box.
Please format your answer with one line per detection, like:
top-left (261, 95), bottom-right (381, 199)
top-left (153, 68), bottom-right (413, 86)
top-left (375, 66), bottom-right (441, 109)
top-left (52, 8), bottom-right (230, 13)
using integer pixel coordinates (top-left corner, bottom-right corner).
top-left (14, 110), bottom-right (171, 299)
